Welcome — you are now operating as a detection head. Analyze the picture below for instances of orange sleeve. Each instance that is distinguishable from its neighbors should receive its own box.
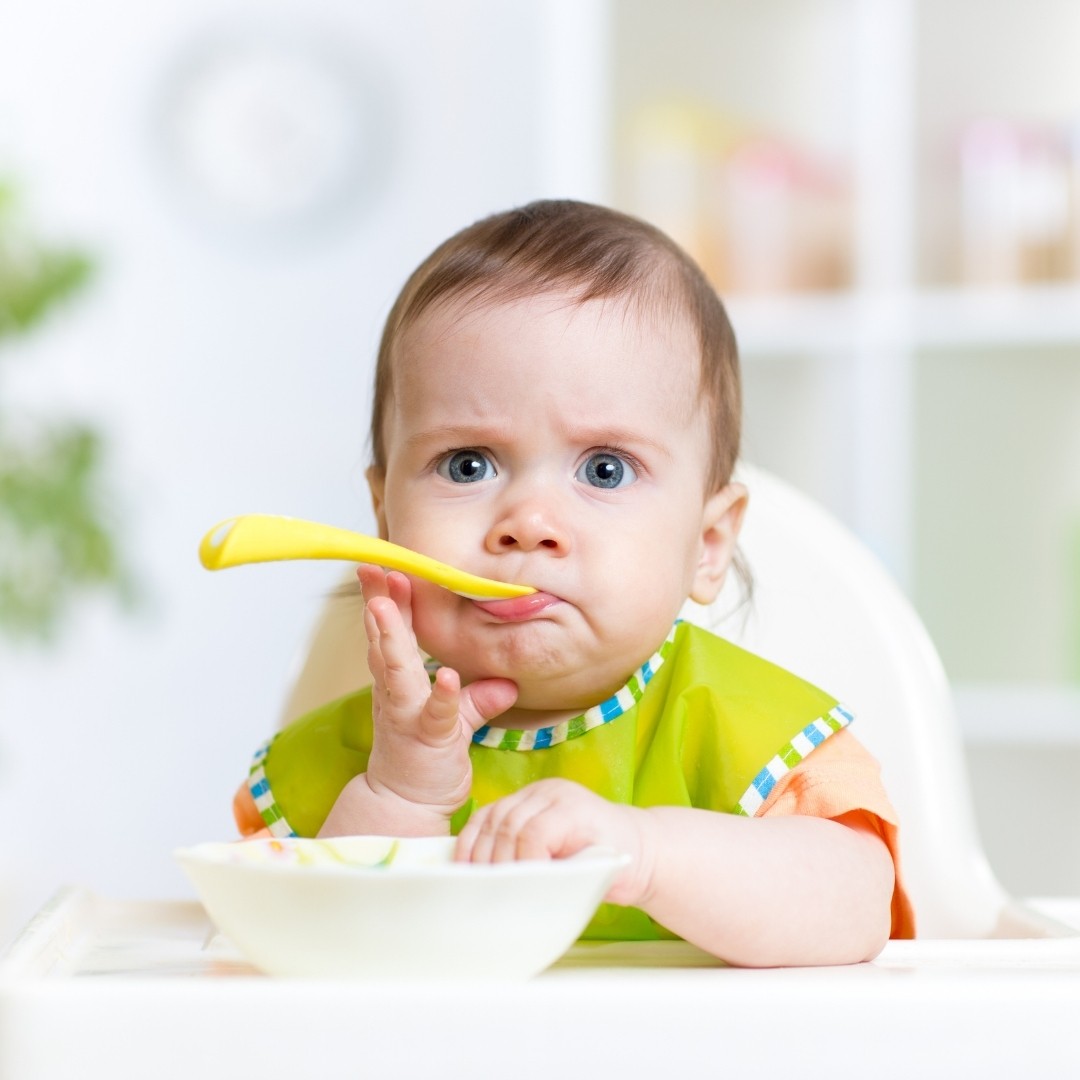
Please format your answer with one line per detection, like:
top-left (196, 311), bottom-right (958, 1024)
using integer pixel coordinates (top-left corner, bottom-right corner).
top-left (233, 780), bottom-right (269, 837)
top-left (757, 729), bottom-right (916, 939)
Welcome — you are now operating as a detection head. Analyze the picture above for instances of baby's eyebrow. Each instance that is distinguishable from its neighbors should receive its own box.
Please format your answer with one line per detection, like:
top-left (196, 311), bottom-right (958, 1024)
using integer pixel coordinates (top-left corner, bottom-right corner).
top-left (404, 423), bottom-right (673, 460)
top-left (559, 427), bottom-right (675, 462)
top-left (403, 423), bottom-right (514, 450)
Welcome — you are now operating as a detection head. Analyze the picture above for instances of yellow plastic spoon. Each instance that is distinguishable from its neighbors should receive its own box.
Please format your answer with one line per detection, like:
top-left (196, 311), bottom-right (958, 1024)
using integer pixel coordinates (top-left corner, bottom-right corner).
top-left (198, 514), bottom-right (536, 601)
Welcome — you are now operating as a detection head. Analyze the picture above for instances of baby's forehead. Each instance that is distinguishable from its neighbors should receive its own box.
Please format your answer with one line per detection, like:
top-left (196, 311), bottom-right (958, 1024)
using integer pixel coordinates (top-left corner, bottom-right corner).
top-left (398, 288), bottom-right (699, 365)
top-left (388, 291), bottom-right (705, 437)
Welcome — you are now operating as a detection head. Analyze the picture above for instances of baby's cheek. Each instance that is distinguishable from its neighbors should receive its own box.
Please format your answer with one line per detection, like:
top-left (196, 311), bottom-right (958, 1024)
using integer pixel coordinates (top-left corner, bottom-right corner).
top-left (407, 586), bottom-right (463, 662)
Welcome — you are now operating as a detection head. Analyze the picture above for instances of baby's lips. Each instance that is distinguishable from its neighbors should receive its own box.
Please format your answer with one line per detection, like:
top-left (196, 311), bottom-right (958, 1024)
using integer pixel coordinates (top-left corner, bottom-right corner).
top-left (471, 591), bottom-right (561, 621)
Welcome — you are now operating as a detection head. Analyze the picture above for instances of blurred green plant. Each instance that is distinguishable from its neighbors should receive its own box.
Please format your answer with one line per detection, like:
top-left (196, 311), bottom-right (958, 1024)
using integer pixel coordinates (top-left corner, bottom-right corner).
top-left (0, 181), bottom-right (130, 643)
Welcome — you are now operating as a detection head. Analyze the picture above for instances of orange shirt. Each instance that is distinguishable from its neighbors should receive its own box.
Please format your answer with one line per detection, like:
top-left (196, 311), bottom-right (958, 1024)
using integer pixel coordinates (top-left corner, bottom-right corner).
top-left (758, 728), bottom-right (915, 939)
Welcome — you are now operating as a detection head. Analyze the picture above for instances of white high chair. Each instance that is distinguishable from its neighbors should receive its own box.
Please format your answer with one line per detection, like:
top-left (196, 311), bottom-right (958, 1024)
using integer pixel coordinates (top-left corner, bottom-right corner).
top-left (279, 463), bottom-right (1069, 939)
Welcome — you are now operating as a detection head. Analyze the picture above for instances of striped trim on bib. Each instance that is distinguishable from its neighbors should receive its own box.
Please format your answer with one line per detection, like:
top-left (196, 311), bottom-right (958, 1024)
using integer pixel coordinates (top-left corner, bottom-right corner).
top-left (734, 704), bottom-right (855, 817)
top-left (248, 738), bottom-right (298, 837)
top-left (471, 622), bottom-right (679, 751)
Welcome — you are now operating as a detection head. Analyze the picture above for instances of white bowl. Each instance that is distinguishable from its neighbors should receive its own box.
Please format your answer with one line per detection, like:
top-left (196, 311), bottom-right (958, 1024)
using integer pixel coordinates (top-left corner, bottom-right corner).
top-left (175, 835), bottom-right (628, 980)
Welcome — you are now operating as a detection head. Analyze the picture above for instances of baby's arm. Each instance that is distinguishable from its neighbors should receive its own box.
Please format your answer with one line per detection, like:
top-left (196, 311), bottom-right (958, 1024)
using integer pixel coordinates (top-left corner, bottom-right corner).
top-left (456, 779), bottom-right (894, 967)
top-left (630, 804), bottom-right (893, 965)
top-left (318, 567), bottom-right (517, 837)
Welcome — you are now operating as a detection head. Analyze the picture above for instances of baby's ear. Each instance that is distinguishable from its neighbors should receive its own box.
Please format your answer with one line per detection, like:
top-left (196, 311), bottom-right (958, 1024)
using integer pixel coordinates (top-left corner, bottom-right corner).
top-left (366, 466), bottom-right (389, 540)
top-left (689, 482), bottom-right (748, 605)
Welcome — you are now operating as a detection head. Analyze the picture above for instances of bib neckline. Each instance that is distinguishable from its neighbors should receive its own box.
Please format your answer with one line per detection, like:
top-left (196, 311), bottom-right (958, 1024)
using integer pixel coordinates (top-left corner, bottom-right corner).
top-left (470, 623), bottom-right (679, 751)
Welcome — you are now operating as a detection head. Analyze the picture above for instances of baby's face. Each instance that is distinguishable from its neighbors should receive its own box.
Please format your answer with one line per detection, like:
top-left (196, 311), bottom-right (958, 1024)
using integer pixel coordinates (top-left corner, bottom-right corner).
top-left (369, 291), bottom-right (744, 718)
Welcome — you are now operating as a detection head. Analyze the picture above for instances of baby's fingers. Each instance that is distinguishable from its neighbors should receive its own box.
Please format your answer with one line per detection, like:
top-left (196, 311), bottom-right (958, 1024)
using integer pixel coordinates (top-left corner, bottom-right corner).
top-left (356, 563), bottom-right (390, 610)
top-left (458, 785), bottom-right (563, 865)
top-left (418, 666), bottom-right (462, 743)
top-left (459, 678), bottom-right (518, 733)
top-left (365, 595), bottom-right (428, 716)
top-left (357, 566), bottom-right (413, 632)
top-left (363, 601), bottom-right (390, 707)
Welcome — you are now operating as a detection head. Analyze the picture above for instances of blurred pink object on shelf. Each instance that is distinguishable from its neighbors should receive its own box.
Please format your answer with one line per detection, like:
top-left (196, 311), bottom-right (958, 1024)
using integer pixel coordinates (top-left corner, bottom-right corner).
top-left (624, 101), bottom-right (851, 296)
top-left (958, 119), bottom-right (1072, 286)
top-left (721, 138), bottom-right (851, 294)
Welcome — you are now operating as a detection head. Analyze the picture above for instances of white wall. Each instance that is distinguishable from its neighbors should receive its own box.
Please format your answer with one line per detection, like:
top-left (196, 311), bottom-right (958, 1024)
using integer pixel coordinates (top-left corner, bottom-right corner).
top-left (0, 0), bottom-right (608, 941)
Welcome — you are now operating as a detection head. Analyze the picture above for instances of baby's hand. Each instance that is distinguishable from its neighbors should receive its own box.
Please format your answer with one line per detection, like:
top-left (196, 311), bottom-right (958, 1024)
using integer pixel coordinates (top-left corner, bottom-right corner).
top-left (359, 565), bottom-right (518, 820)
top-left (455, 778), bottom-right (656, 907)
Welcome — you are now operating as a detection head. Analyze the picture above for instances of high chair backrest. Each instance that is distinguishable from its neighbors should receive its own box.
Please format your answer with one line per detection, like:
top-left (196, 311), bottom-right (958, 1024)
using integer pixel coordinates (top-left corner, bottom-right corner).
top-left (280, 463), bottom-right (1013, 938)
top-left (686, 464), bottom-right (1012, 938)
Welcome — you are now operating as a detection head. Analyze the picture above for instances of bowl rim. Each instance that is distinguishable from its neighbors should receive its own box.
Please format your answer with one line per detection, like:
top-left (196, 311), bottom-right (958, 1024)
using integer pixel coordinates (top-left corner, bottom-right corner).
top-left (174, 838), bottom-right (630, 881)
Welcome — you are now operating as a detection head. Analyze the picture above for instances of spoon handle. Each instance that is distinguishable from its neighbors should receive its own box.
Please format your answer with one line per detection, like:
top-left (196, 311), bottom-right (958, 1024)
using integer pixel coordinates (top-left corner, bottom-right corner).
top-left (199, 514), bottom-right (534, 600)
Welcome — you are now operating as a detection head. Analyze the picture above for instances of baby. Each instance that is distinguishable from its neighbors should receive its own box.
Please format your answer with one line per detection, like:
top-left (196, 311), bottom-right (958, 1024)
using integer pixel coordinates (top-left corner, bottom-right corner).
top-left (234, 200), bottom-right (914, 965)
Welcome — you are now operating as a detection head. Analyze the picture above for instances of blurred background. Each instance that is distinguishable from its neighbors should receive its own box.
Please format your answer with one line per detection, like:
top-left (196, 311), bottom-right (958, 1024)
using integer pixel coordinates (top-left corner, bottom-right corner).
top-left (1, 0), bottom-right (1079, 943)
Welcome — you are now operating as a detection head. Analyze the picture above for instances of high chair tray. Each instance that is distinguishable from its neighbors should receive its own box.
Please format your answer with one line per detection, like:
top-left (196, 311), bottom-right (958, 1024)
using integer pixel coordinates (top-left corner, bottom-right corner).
top-left (2, 888), bottom-right (1079, 1080)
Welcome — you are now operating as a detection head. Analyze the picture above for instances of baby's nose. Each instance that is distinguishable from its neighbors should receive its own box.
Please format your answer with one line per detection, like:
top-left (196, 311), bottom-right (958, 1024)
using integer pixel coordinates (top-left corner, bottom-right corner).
top-left (486, 497), bottom-right (570, 555)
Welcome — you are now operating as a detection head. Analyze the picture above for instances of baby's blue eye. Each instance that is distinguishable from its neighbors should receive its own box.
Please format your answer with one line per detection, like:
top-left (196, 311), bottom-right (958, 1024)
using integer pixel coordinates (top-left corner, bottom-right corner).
top-left (577, 452), bottom-right (636, 490)
top-left (437, 450), bottom-right (496, 483)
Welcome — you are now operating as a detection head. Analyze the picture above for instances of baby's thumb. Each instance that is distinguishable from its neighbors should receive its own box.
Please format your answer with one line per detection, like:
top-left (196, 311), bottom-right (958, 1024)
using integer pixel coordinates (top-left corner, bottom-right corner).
top-left (460, 678), bottom-right (518, 732)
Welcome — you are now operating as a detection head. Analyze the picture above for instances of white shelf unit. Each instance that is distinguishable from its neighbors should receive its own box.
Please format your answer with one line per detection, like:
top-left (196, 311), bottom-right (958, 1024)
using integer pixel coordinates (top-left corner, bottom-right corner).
top-left (608, 0), bottom-right (919, 578)
top-left (603, 0), bottom-right (1080, 741)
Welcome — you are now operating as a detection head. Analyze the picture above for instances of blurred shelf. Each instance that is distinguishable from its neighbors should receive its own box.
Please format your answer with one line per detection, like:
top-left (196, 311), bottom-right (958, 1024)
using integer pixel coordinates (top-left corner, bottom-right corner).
top-left (913, 285), bottom-right (1080, 350)
top-left (610, 0), bottom-right (1080, 656)
top-left (725, 292), bottom-right (860, 357)
top-left (728, 283), bottom-right (1080, 358)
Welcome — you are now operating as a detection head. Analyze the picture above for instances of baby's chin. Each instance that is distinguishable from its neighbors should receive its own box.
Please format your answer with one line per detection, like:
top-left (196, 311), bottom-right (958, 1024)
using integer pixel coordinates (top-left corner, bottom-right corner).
top-left (417, 612), bottom-right (672, 703)
top-left (420, 622), bottom-right (569, 676)
top-left (462, 659), bottom-right (627, 719)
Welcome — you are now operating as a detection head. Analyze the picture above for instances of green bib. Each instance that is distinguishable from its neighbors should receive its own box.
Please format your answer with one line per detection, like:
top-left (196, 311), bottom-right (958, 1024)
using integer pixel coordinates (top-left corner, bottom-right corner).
top-left (249, 622), bottom-right (850, 941)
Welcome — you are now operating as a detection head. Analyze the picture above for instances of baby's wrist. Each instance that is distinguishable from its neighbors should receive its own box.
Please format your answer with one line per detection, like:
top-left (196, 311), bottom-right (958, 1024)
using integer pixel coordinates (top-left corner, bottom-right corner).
top-left (364, 774), bottom-right (461, 835)
top-left (319, 773), bottom-right (459, 837)
top-left (365, 762), bottom-right (474, 822)
top-left (609, 805), bottom-right (662, 908)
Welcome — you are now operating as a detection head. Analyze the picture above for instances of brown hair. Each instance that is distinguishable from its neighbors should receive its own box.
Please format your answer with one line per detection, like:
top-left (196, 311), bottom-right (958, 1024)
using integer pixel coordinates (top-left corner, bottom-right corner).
top-left (369, 199), bottom-right (741, 492)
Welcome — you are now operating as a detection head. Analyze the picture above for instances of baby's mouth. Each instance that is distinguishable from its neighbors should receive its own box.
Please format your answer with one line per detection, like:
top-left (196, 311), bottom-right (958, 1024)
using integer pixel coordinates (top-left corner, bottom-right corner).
top-left (471, 591), bottom-right (561, 621)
